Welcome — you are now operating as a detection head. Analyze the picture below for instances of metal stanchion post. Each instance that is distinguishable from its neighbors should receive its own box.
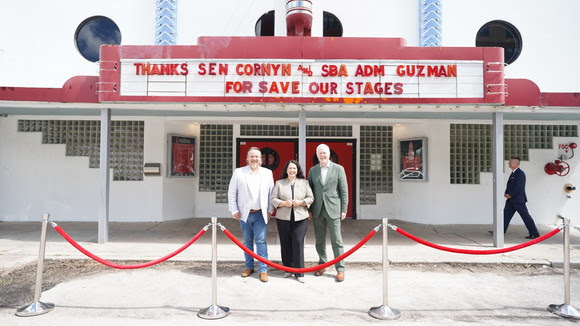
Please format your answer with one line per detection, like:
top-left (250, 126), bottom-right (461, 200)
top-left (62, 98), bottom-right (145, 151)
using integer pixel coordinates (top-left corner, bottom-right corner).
top-left (369, 218), bottom-right (401, 320)
top-left (16, 213), bottom-right (55, 317)
top-left (548, 217), bottom-right (580, 319)
top-left (198, 217), bottom-right (230, 319)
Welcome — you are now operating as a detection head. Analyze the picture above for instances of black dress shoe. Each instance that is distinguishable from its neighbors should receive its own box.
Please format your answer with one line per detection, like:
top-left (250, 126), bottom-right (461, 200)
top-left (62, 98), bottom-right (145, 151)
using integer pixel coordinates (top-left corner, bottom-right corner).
top-left (488, 230), bottom-right (493, 234)
top-left (525, 235), bottom-right (538, 239)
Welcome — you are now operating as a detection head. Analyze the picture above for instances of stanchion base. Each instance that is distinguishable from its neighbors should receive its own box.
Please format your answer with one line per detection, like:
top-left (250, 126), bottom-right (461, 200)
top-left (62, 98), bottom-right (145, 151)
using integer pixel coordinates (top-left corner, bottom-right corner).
top-left (548, 304), bottom-right (580, 319)
top-left (15, 301), bottom-right (55, 317)
top-left (198, 304), bottom-right (230, 319)
top-left (369, 305), bottom-right (401, 320)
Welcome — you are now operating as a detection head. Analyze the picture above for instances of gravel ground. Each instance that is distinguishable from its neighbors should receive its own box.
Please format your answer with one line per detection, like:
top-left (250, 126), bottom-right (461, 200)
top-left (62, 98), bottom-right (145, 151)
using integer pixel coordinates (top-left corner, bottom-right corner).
top-left (0, 259), bottom-right (557, 309)
top-left (2, 260), bottom-right (579, 325)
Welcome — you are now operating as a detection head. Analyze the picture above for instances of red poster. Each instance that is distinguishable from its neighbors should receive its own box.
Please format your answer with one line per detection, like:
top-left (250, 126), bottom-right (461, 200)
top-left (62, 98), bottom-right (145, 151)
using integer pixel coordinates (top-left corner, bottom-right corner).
top-left (170, 136), bottom-right (195, 176)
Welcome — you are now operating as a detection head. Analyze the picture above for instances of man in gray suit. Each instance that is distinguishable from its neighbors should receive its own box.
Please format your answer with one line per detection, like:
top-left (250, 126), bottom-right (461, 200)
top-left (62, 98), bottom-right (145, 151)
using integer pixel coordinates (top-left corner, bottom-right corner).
top-left (308, 144), bottom-right (348, 282)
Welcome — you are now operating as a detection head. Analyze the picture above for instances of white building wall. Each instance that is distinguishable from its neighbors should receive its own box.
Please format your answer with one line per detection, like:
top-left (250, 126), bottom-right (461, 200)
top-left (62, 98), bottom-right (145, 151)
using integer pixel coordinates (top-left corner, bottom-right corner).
top-left (0, 0), bottom-right (156, 88)
top-left (179, 0), bottom-right (276, 42)
top-left (2, 1), bottom-right (580, 224)
top-left (4, 1), bottom-right (578, 91)
top-left (0, 115), bottom-right (166, 222)
top-left (361, 120), bottom-right (580, 225)
top-left (443, 0), bottom-right (580, 92)
top-left (311, 0), bottom-right (419, 43)
top-left (0, 116), bottom-right (99, 221)
top-left (2, 115), bottom-right (580, 224)
top-left (0, 115), bottom-right (237, 222)
top-left (162, 120), bottom-right (197, 221)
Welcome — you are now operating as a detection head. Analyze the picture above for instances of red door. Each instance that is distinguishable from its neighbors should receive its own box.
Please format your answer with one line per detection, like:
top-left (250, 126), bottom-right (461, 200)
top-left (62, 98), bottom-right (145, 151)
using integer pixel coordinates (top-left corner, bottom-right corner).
top-left (237, 139), bottom-right (298, 181)
top-left (306, 140), bottom-right (356, 219)
top-left (237, 138), bottom-right (356, 218)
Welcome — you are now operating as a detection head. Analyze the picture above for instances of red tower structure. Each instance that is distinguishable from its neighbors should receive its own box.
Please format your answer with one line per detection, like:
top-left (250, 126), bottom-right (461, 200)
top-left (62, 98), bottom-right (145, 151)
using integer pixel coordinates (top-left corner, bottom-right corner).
top-left (286, 0), bottom-right (312, 36)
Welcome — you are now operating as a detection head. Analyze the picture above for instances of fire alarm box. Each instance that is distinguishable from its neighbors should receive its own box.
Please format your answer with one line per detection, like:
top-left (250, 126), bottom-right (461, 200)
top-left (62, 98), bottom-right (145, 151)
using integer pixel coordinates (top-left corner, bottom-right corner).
top-left (558, 143), bottom-right (577, 160)
top-left (168, 135), bottom-right (195, 177)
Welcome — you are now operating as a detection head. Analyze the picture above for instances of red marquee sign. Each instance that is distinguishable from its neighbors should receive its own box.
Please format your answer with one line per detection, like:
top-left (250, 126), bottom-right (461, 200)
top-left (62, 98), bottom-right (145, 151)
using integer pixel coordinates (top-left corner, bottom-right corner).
top-left (98, 37), bottom-right (506, 105)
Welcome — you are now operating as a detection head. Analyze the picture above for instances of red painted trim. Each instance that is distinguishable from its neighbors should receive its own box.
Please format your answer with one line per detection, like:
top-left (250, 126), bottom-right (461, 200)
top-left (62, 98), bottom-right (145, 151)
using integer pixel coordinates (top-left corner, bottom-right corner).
top-left (102, 95), bottom-right (488, 105)
top-left (100, 37), bottom-right (497, 61)
top-left (0, 37), bottom-right (578, 108)
top-left (0, 76), bottom-right (99, 103)
top-left (540, 92), bottom-right (580, 107)
top-left (505, 79), bottom-right (541, 106)
top-left (505, 79), bottom-right (580, 107)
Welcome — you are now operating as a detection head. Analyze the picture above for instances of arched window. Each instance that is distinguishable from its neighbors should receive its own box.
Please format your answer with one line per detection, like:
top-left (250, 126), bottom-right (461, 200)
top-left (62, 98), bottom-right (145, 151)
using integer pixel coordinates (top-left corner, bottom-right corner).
top-left (255, 10), bottom-right (275, 36)
top-left (75, 16), bottom-right (121, 62)
top-left (476, 20), bottom-right (523, 65)
top-left (323, 11), bottom-right (342, 37)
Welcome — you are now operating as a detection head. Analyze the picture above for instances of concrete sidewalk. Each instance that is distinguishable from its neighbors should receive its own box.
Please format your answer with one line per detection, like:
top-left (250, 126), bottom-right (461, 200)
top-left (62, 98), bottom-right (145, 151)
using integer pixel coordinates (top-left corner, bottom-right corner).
top-left (2, 218), bottom-right (580, 325)
top-left (1, 217), bottom-right (578, 272)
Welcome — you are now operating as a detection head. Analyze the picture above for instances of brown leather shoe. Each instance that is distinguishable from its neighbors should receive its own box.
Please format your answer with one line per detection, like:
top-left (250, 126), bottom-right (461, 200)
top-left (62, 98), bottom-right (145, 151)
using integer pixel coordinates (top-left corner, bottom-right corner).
top-left (259, 272), bottom-right (269, 282)
top-left (336, 271), bottom-right (345, 282)
top-left (314, 268), bottom-right (325, 276)
top-left (241, 269), bottom-right (254, 277)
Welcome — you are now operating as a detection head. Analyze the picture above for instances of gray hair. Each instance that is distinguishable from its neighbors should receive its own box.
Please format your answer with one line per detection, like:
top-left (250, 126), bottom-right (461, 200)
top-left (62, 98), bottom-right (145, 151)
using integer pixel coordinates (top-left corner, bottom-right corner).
top-left (247, 146), bottom-right (261, 155)
top-left (316, 143), bottom-right (330, 153)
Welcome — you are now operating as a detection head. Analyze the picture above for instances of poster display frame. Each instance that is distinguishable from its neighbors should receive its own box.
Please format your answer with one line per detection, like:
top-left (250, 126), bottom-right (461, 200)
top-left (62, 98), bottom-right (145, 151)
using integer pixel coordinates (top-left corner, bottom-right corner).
top-left (167, 134), bottom-right (196, 178)
top-left (398, 137), bottom-right (427, 181)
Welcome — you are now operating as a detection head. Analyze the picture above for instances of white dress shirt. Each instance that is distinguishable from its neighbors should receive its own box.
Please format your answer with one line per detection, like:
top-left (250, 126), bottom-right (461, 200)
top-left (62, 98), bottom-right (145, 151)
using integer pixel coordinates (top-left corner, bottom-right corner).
top-left (248, 169), bottom-right (262, 210)
top-left (320, 162), bottom-right (331, 185)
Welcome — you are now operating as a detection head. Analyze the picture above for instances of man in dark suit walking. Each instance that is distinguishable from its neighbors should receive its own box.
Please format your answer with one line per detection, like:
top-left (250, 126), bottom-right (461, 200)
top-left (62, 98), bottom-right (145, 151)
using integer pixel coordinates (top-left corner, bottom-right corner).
top-left (504, 157), bottom-right (540, 239)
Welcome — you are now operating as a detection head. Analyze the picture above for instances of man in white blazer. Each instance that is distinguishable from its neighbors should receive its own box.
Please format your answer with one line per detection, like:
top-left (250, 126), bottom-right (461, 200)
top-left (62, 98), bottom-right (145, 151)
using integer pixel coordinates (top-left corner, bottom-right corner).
top-left (228, 147), bottom-right (275, 282)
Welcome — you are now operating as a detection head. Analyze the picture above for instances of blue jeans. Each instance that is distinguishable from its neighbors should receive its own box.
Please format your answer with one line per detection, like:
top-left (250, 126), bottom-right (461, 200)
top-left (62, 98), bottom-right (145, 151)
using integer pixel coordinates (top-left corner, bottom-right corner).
top-left (240, 211), bottom-right (268, 273)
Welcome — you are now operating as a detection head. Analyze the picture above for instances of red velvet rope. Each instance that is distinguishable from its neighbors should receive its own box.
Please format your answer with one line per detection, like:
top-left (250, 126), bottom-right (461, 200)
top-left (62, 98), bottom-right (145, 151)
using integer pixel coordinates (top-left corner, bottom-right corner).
top-left (53, 225), bottom-right (207, 269)
top-left (395, 227), bottom-right (561, 255)
top-left (222, 227), bottom-right (377, 273)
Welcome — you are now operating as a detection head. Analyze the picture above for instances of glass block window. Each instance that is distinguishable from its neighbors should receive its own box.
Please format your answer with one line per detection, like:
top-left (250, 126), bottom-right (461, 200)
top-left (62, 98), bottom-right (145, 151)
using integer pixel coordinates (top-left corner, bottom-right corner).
top-left (504, 125), bottom-right (578, 160)
top-left (370, 154), bottom-right (382, 171)
top-left (18, 120), bottom-right (144, 181)
top-left (241, 125), bottom-right (298, 137)
top-left (450, 124), bottom-right (578, 184)
top-left (449, 124), bottom-right (491, 184)
top-left (307, 125), bottom-right (352, 137)
top-left (241, 125), bottom-right (352, 138)
top-left (107, 121), bottom-right (144, 181)
top-left (199, 124), bottom-right (233, 203)
top-left (207, 124), bottom-right (351, 203)
top-left (360, 125), bottom-right (393, 204)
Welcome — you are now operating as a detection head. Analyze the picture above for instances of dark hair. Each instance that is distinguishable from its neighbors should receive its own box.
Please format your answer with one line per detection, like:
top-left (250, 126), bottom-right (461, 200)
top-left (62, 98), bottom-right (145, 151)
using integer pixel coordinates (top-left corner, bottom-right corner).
top-left (510, 156), bottom-right (521, 162)
top-left (280, 160), bottom-right (305, 179)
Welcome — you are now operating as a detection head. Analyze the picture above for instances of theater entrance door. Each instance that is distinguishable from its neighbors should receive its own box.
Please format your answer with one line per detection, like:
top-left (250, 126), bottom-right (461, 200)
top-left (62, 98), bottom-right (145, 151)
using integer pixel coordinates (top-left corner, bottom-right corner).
top-left (236, 138), bottom-right (356, 218)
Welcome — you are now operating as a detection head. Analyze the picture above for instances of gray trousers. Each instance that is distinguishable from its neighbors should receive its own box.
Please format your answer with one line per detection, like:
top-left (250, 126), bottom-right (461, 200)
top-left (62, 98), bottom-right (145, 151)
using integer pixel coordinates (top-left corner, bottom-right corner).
top-left (312, 206), bottom-right (345, 272)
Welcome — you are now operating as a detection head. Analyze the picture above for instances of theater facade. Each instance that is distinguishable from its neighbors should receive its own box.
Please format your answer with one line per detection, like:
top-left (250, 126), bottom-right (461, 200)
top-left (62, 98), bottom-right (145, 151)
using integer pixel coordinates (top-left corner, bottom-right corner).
top-left (1, 1), bottom-right (580, 245)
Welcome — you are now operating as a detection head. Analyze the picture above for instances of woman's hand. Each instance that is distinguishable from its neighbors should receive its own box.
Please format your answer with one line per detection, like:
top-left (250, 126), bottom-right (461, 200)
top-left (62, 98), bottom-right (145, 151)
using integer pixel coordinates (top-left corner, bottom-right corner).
top-left (292, 200), bottom-right (304, 207)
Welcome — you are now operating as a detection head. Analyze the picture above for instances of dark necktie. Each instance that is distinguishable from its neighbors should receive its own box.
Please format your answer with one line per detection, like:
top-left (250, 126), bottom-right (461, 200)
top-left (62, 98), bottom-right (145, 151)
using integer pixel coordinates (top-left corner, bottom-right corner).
top-left (291, 183), bottom-right (295, 220)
